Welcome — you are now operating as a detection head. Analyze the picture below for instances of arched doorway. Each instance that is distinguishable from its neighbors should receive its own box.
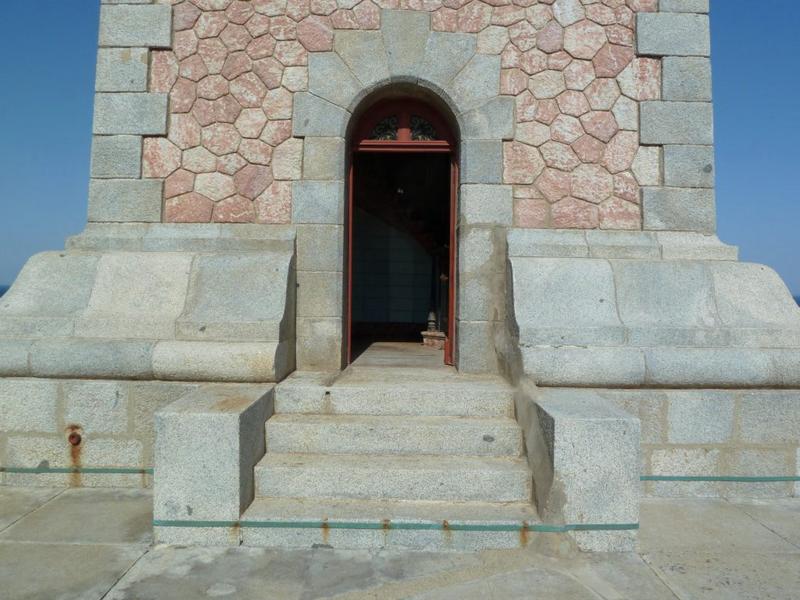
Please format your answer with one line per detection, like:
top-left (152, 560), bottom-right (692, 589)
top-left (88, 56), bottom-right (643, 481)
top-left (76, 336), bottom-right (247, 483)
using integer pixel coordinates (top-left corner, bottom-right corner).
top-left (346, 98), bottom-right (457, 366)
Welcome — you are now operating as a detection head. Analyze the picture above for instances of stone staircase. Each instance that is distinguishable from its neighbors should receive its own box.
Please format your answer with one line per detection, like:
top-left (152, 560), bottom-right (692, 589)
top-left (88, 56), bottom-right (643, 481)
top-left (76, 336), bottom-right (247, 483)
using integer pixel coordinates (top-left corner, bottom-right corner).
top-left (241, 366), bottom-right (539, 550)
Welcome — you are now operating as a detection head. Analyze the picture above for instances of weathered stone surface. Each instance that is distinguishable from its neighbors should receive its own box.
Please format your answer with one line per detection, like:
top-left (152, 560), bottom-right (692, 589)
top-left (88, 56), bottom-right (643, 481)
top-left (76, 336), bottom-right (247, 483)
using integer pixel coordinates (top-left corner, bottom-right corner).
top-left (0, 379), bottom-right (58, 433)
top-left (295, 225), bottom-right (342, 273)
top-left (178, 252), bottom-right (294, 341)
top-left (522, 346), bottom-right (646, 386)
top-left (511, 257), bottom-right (621, 339)
top-left (636, 12), bottom-right (710, 57)
top-left (99, 4), bottom-right (172, 48)
top-left (382, 10), bottom-right (430, 77)
top-left (29, 339), bottom-right (155, 380)
top-left (663, 145), bottom-right (715, 188)
top-left (334, 30), bottom-right (389, 87)
top-left (96, 48), bottom-right (149, 92)
top-left (667, 391), bottom-right (734, 444)
top-left (302, 137), bottom-right (344, 181)
top-left (461, 140), bottom-right (503, 184)
top-left (659, 0), bottom-right (710, 14)
top-left (297, 271), bottom-right (342, 318)
top-left (308, 53), bottom-right (360, 108)
top-left (63, 380), bottom-right (129, 435)
top-left (76, 252), bottom-right (192, 339)
top-left (292, 92), bottom-right (349, 137)
top-left (88, 179), bottom-right (163, 223)
top-left (642, 187), bottom-right (716, 233)
top-left (292, 180), bottom-right (343, 224)
top-left (451, 54), bottom-right (501, 112)
top-left (529, 387), bottom-right (640, 551)
top-left (154, 385), bottom-right (272, 532)
top-left (461, 96), bottom-right (514, 141)
top-left (461, 184), bottom-right (512, 226)
top-left (612, 260), bottom-right (718, 328)
top-left (152, 341), bottom-right (291, 382)
top-left (419, 32), bottom-right (475, 87)
top-left (709, 261), bottom-right (800, 329)
top-left (662, 57), bottom-right (712, 101)
top-left (91, 135), bottom-right (142, 179)
top-left (93, 93), bottom-right (169, 135)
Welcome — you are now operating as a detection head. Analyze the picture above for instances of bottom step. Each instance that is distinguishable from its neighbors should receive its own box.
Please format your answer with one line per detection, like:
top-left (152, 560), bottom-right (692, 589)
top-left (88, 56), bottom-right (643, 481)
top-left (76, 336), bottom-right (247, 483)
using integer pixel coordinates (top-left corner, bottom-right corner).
top-left (240, 497), bottom-right (541, 551)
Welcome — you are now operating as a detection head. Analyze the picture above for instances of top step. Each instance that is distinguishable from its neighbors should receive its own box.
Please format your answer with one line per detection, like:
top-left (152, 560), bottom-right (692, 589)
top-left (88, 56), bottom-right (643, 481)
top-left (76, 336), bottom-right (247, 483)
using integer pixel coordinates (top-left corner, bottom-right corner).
top-left (275, 372), bottom-right (514, 417)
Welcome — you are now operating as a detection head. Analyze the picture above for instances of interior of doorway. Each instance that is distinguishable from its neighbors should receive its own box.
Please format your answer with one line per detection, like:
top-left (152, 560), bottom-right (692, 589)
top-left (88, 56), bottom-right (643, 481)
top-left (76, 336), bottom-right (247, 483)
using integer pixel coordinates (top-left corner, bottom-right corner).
top-left (349, 152), bottom-right (451, 364)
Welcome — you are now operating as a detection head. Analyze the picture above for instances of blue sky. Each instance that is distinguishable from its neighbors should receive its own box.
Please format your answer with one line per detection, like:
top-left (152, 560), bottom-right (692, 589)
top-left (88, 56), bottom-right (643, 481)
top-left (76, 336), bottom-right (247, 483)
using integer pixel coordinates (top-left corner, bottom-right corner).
top-left (0, 1), bottom-right (798, 294)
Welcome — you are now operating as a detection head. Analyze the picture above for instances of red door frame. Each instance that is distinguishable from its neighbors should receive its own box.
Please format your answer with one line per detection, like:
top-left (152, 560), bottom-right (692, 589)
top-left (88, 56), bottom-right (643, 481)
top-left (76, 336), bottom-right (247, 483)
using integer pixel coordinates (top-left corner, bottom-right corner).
top-left (345, 99), bottom-right (457, 366)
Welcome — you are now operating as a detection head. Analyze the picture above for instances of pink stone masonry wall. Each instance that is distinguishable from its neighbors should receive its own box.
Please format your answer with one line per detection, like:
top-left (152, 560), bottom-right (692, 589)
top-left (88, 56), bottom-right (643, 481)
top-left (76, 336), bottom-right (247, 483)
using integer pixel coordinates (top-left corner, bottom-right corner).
top-left (146, 0), bottom-right (660, 229)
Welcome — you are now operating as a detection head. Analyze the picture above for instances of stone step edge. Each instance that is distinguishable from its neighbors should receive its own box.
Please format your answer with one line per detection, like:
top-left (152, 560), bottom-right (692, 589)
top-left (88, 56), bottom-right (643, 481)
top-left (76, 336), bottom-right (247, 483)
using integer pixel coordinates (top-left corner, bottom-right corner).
top-left (266, 414), bottom-right (521, 425)
top-left (254, 453), bottom-right (532, 470)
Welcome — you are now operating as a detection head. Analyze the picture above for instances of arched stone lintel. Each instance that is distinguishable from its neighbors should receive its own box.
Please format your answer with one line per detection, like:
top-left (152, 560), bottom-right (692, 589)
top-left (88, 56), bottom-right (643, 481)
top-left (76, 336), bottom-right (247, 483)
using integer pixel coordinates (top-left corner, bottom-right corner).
top-left (295, 9), bottom-right (513, 143)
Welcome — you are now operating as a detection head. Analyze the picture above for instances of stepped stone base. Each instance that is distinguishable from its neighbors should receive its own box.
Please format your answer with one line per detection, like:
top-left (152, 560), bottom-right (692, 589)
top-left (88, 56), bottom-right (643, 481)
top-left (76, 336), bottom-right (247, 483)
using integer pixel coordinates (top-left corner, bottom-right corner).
top-left (0, 225), bottom-right (297, 384)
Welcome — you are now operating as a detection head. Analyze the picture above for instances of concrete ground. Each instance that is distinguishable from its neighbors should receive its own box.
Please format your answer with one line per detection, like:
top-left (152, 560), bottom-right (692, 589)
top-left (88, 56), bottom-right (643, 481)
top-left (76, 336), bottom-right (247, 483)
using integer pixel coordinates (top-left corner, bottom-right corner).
top-left (0, 487), bottom-right (798, 599)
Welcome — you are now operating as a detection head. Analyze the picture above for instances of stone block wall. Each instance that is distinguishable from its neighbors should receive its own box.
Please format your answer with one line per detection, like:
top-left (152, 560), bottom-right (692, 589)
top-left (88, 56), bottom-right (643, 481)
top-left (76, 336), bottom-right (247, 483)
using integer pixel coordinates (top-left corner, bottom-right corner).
top-left (90, 0), bottom-right (717, 232)
top-left (0, 378), bottom-right (198, 487)
top-left (90, 1), bottom-right (173, 222)
top-left (593, 388), bottom-right (800, 498)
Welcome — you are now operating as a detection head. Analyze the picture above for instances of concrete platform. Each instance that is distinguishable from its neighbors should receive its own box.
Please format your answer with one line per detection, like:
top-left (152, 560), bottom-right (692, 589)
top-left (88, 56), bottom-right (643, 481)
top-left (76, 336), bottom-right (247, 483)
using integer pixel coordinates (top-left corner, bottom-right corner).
top-left (1, 486), bottom-right (799, 599)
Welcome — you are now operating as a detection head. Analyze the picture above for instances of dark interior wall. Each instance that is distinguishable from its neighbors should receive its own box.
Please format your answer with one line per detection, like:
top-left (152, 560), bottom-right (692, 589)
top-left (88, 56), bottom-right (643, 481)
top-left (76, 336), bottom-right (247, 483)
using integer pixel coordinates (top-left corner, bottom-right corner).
top-left (352, 209), bottom-right (432, 325)
top-left (351, 153), bottom-right (450, 332)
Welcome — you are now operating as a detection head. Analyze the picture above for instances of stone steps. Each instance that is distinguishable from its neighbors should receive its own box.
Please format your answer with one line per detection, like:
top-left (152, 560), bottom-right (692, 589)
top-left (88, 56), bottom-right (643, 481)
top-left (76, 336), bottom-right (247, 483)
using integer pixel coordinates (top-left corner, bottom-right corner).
top-left (241, 496), bottom-right (540, 551)
top-left (265, 414), bottom-right (523, 457)
top-left (275, 378), bottom-right (514, 417)
top-left (254, 453), bottom-right (533, 503)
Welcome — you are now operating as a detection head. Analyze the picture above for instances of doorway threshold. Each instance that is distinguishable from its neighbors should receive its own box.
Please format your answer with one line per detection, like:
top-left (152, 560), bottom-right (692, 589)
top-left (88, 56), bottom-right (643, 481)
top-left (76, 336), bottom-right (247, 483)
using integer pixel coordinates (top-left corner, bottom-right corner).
top-left (349, 341), bottom-right (449, 371)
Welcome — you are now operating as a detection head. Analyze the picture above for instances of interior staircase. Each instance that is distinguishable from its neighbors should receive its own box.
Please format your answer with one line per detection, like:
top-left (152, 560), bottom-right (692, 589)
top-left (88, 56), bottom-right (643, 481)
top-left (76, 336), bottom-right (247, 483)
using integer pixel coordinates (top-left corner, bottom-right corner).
top-left (241, 358), bottom-right (539, 551)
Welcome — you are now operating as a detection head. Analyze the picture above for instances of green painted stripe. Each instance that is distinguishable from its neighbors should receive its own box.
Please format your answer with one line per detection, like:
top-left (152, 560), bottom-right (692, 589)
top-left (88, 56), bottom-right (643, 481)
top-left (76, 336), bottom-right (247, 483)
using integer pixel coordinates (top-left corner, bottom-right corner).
top-left (1, 466), bottom-right (154, 475)
top-left (642, 475), bottom-right (800, 482)
top-left (153, 519), bottom-right (639, 533)
top-left (3, 466), bottom-right (796, 485)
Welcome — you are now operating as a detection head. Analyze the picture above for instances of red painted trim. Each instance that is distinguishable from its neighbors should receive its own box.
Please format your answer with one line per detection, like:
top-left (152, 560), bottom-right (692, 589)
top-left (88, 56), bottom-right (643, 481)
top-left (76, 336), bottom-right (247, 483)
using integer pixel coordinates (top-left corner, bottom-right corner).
top-left (353, 98), bottom-right (455, 149)
top-left (346, 160), bottom-right (354, 366)
top-left (445, 156), bottom-right (457, 366)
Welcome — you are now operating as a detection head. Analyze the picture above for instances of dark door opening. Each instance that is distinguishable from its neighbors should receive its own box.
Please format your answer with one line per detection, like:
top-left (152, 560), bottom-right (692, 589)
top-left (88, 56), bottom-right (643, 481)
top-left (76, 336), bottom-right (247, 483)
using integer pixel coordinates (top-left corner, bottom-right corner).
top-left (350, 153), bottom-right (451, 362)
top-left (345, 97), bottom-right (458, 366)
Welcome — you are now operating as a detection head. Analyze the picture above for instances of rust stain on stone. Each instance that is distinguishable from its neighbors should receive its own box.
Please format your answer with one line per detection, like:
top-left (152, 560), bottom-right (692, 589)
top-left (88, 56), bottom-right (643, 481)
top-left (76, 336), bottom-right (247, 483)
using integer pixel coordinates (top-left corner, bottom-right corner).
top-left (229, 522), bottom-right (241, 545)
top-left (321, 518), bottom-right (330, 545)
top-left (65, 424), bottom-right (83, 488)
top-left (442, 520), bottom-right (452, 545)
top-left (520, 521), bottom-right (529, 547)
top-left (382, 518), bottom-right (391, 545)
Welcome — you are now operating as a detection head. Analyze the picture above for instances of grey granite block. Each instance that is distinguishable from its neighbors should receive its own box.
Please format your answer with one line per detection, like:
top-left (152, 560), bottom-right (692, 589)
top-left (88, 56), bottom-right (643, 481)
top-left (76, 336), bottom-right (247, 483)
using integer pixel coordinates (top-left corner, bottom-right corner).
top-left (93, 93), bottom-right (169, 135)
top-left (91, 135), bottom-right (142, 179)
top-left (636, 12), bottom-right (710, 56)
top-left (662, 57), bottom-right (712, 101)
top-left (642, 186), bottom-right (716, 233)
top-left (95, 47), bottom-right (149, 92)
top-left (88, 179), bottom-right (163, 222)
top-left (663, 145), bottom-right (715, 188)
top-left (99, 4), bottom-right (172, 48)
top-left (640, 101), bottom-right (713, 145)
